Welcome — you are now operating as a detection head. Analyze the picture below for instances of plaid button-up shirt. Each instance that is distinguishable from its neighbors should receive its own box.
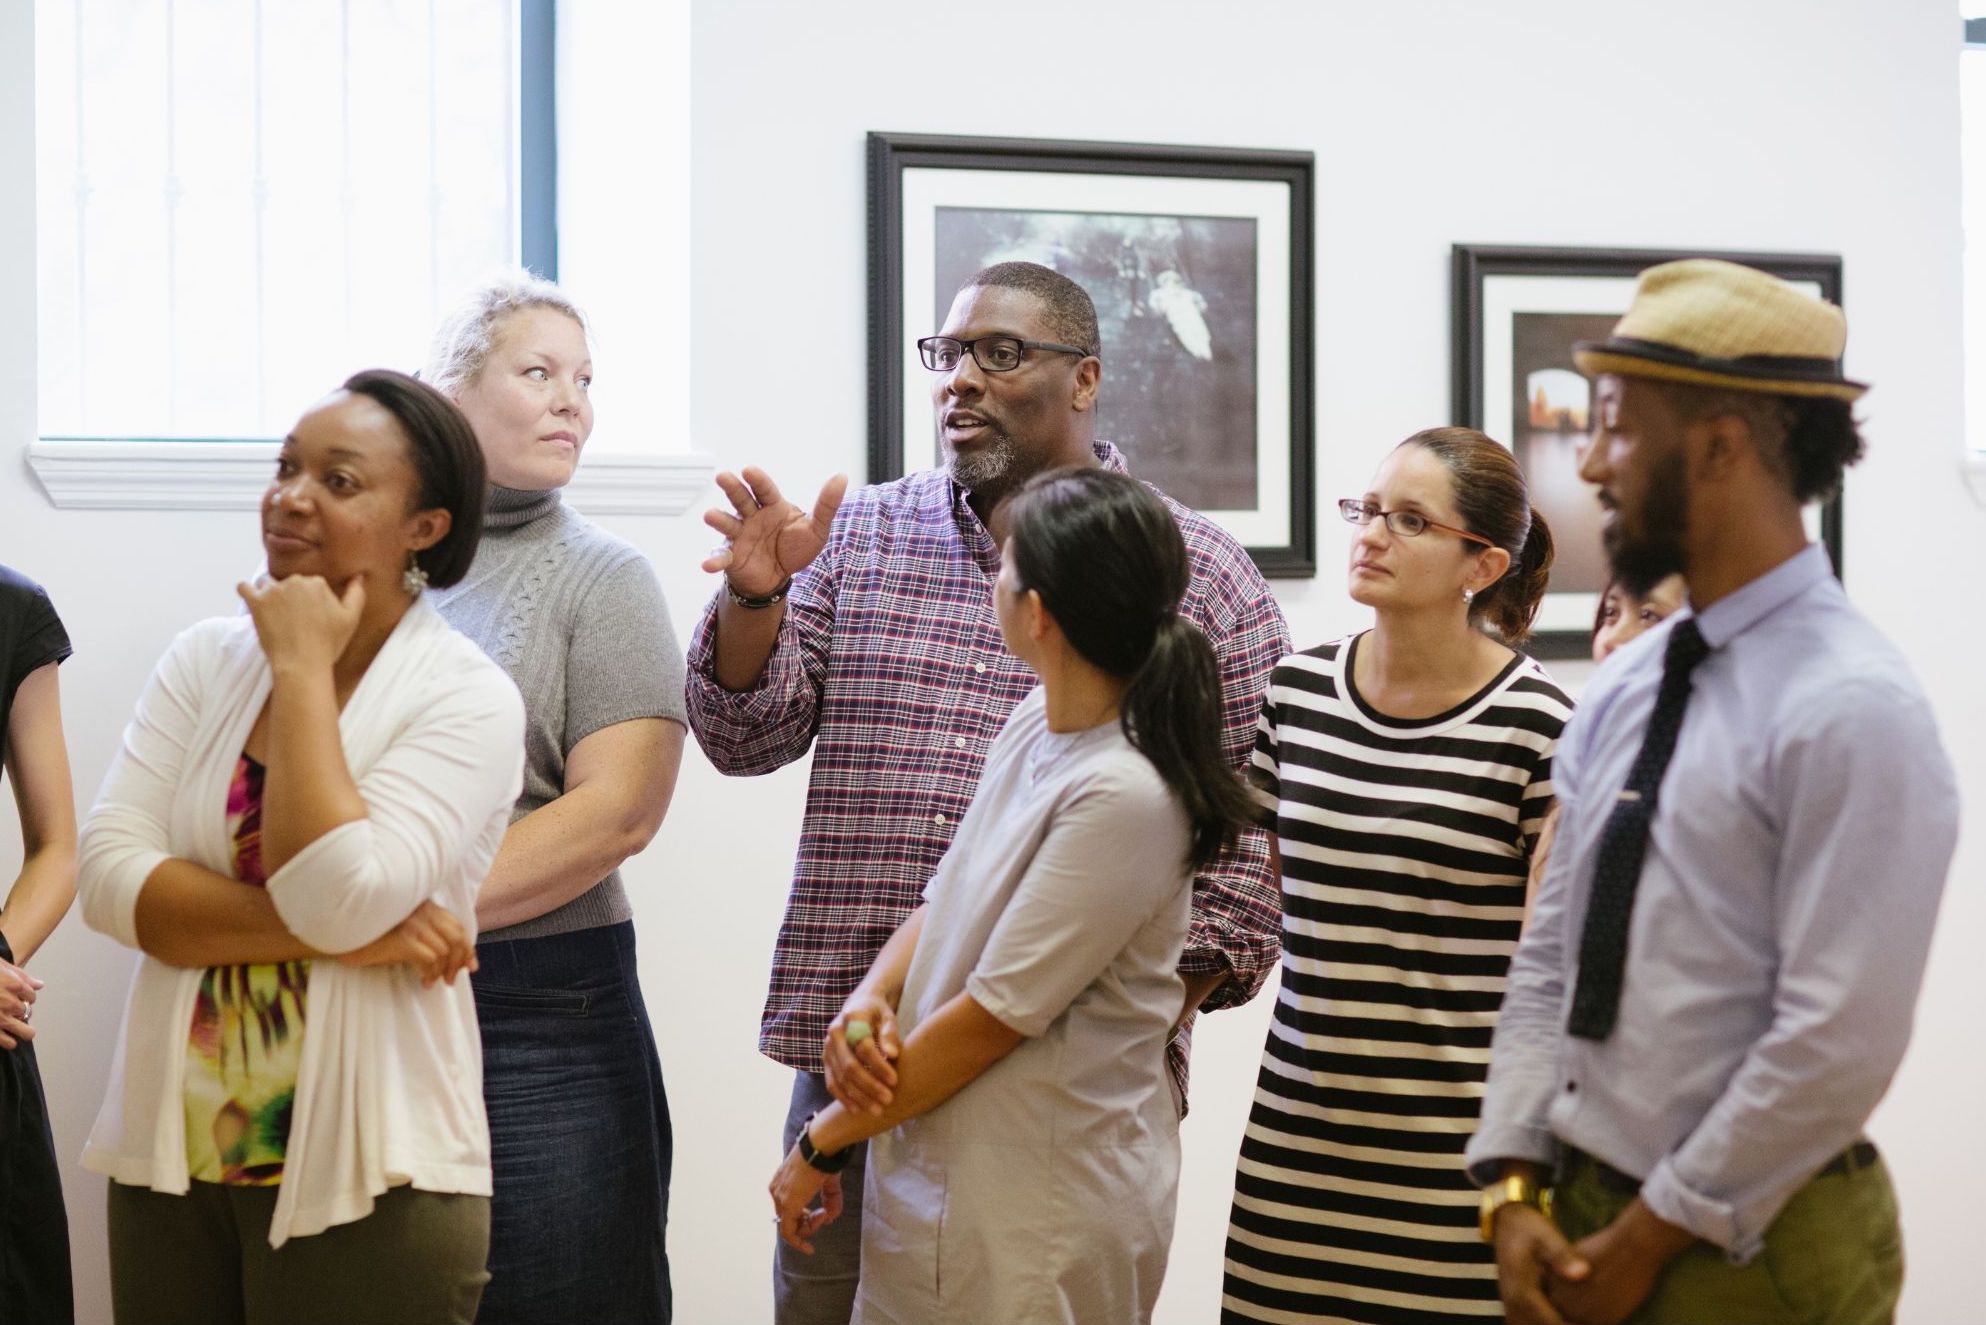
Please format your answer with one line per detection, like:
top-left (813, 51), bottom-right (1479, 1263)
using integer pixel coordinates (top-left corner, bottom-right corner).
top-left (686, 443), bottom-right (1291, 1103)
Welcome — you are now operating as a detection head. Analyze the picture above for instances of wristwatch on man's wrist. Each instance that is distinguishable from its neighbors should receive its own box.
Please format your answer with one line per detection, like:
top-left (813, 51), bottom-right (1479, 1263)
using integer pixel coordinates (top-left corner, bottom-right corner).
top-left (1478, 1171), bottom-right (1553, 1241)
top-left (796, 1112), bottom-right (853, 1174)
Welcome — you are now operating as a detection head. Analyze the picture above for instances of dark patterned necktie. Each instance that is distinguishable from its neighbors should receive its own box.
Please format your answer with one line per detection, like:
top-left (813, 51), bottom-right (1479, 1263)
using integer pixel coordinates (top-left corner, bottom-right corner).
top-left (1567, 617), bottom-right (1712, 1040)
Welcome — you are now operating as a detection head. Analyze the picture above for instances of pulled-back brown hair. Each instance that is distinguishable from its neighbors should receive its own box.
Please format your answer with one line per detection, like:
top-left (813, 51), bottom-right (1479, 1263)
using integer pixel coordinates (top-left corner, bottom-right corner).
top-left (1397, 427), bottom-right (1554, 643)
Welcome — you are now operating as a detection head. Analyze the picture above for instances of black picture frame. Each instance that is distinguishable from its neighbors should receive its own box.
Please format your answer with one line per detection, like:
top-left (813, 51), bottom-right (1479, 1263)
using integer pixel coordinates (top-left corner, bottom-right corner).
top-left (869, 131), bottom-right (1316, 577)
top-left (1452, 243), bottom-right (1846, 659)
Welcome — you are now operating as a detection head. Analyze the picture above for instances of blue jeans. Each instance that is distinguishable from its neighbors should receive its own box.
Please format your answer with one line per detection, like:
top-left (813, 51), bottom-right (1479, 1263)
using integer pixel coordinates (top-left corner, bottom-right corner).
top-left (473, 922), bottom-right (671, 1325)
top-left (774, 1071), bottom-right (869, 1325)
top-left (0, 930), bottom-right (71, 1325)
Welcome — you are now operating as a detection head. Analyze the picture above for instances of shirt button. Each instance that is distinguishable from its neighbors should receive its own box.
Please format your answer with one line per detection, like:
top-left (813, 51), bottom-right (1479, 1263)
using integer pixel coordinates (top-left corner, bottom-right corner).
top-left (934, 813), bottom-right (947, 827)
top-left (954, 736), bottom-right (967, 749)
top-left (1565, 1081), bottom-right (1578, 1093)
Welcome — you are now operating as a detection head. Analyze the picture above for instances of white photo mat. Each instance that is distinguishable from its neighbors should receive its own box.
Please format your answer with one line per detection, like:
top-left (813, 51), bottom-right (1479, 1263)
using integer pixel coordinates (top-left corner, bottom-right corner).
top-left (899, 167), bottom-right (1293, 547)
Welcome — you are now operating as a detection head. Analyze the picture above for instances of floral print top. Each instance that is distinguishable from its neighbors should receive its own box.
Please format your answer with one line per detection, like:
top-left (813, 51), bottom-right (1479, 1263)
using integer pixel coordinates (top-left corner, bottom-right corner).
top-left (183, 754), bottom-right (310, 1185)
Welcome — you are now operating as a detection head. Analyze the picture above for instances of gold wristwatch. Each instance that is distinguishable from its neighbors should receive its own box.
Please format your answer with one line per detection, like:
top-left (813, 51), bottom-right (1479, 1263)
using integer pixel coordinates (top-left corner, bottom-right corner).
top-left (1478, 1172), bottom-right (1553, 1241)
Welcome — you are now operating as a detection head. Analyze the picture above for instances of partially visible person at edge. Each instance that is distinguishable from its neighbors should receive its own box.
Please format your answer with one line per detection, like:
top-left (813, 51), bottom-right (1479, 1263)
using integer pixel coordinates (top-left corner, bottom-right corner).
top-left (687, 260), bottom-right (1291, 1325)
top-left (0, 563), bottom-right (78, 1325)
top-left (1592, 575), bottom-right (1686, 663)
top-left (77, 370), bottom-right (524, 1325)
top-left (1220, 428), bottom-right (1575, 1323)
top-left (1468, 259), bottom-right (1958, 1325)
top-left (769, 467), bottom-right (1256, 1323)
top-left (426, 270), bottom-right (688, 1325)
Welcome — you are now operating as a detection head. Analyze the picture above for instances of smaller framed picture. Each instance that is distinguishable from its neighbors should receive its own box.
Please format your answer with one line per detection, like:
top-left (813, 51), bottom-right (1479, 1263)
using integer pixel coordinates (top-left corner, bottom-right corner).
top-left (1452, 244), bottom-right (1846, 659)
top-left (870, 132), bottom-right (1316, 577)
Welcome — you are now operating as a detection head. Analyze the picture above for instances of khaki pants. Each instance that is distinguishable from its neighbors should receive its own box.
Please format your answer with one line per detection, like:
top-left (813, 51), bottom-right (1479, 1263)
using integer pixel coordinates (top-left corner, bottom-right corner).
top-left (108, 1179), bottom-right (490, 1325)
top-left (1555, 1147), bottom-right (1902, 1325)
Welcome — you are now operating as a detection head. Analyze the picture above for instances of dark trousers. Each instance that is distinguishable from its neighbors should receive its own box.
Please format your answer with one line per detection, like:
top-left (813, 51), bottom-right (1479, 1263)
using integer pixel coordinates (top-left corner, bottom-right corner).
top-left (0, 929), bottom-right (71, 1325)
top-left (473, 921), bottom-right (673, 1325)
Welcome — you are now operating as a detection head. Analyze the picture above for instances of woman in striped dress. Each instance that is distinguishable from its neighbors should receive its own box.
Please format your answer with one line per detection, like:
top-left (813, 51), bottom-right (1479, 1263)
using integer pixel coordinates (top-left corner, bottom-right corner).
top-left (1222, 428), bottom-right (1574, 1324)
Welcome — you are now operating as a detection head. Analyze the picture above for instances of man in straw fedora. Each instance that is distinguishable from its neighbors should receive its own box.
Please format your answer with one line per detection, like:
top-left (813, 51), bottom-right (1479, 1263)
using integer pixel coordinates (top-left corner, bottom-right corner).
top-left (1465, 259), bottom-right (1959, 1324)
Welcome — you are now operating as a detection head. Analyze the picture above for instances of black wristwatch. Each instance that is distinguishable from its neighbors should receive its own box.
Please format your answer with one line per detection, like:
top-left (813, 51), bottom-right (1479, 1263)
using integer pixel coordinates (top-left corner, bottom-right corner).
top-left (725, 576), bottom-right (792, 610)
top-left (796, 1113), bottom-right (853, 1174)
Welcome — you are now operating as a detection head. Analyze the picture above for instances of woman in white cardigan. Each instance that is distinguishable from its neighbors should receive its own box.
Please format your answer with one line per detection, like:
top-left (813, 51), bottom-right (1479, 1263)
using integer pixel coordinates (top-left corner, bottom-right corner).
top-left (78, 370), bottom-right (525, 1325)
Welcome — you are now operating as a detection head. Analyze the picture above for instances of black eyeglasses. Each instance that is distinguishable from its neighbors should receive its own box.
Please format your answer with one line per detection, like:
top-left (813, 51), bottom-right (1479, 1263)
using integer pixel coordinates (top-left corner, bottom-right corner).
top-left (1338, 498), bottom-right (1492, 549)
top-left (917, 335), bottom-right (1090, 374)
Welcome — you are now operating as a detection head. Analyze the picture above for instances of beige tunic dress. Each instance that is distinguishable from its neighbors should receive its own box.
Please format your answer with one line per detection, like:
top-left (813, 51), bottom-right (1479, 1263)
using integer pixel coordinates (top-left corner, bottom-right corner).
top-left (852, 688), bottom-right (1193, 1325)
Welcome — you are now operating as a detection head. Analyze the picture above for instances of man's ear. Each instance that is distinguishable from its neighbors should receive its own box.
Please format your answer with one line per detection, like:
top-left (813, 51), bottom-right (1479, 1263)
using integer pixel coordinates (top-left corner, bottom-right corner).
top-left (1071, 357), bottom-right (1101, 414)
top-left (1691, 411), bottom-right (1755, 484)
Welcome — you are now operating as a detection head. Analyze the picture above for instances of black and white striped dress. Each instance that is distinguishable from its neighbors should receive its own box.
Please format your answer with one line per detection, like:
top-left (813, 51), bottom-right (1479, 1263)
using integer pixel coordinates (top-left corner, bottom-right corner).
top-left (1222, 634), bottom-right (1572, 1325)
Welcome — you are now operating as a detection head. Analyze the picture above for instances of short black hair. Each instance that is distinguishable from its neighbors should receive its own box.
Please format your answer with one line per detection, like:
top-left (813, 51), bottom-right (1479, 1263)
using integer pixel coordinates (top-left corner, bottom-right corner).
top-left (1652, 382), bottom-right (1866, 504)
top-left (341, 369), bottom-right (488, 588)
top-left (964, 261), bottom-right (1101, 358)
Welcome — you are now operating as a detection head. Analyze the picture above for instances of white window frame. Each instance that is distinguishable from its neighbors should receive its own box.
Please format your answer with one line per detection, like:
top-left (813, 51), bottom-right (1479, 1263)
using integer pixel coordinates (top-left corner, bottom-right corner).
top-left (26, 0), bottom-right (709, 515)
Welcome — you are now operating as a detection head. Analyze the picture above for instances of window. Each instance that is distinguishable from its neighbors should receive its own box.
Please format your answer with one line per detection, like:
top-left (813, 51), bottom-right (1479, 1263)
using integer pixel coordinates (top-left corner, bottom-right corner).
top-left (34, 0), bottom-right (543, 442)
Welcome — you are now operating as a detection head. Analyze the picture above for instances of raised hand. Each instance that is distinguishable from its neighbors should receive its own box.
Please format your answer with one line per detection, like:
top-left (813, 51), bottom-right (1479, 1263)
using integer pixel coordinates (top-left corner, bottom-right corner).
top-left (701, 467), bottom-right (848, 597)
top-left (238, 575), bottom-right (366, 673)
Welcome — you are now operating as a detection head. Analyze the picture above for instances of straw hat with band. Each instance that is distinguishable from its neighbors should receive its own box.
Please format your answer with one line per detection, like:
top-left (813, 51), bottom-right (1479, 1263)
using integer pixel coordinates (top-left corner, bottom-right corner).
top-left (1573, 258), bottom-right (1868, 403)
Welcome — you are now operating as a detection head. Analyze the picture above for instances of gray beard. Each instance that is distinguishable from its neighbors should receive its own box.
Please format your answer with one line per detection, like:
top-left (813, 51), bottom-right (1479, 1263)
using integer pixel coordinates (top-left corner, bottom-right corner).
top-left (946, 433), bottom-right (1017, 493)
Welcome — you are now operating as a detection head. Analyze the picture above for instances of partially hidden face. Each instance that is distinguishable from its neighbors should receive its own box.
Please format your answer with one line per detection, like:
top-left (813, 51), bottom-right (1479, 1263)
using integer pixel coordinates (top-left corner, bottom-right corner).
top-left (930, 285), bottom-right (1092, 495)
top-left (1347, 444), bottom-right (1494, 613)
top-left (452, 305), bottom-right (594, 490)
top-left (993, 537), bottom-right (1034, 662)
top-left (1592, 574), bottom-right (1688, 662)
top-left (1581, 375), bottom-right (1690, 597)
top-left (262, 392), bottom-right (439, 590)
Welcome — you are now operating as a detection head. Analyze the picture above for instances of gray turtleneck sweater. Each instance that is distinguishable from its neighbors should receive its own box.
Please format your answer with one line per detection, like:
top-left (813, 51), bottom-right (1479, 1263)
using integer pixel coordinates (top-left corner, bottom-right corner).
top-left (432, 484), bottom-right (687, 943)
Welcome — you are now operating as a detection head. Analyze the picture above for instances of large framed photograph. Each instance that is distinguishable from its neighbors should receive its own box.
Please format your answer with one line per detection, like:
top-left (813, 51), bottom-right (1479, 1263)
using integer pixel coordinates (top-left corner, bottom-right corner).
top-left (1452, 244), bottom-right (1846, 658)
top-left (869, 132), bottom-right (1316, 577)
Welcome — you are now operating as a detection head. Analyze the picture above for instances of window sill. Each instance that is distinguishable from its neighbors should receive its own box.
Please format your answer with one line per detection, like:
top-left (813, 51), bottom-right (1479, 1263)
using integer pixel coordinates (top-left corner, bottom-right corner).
top-left (26, 439), bottom-right (716, 516)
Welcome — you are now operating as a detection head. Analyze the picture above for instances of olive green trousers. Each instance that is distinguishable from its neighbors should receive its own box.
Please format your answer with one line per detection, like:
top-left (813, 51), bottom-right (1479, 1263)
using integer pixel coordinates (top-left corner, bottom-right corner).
top-left (108, 1179), bottom-right (490, 1325)
top-left (1555, 1147), bottom-right (1901, 1325)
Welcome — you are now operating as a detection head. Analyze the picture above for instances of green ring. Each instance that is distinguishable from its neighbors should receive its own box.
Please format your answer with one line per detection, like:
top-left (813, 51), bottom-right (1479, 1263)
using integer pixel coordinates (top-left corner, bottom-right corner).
top-left (845, 1019), bottom-right (872, 1047)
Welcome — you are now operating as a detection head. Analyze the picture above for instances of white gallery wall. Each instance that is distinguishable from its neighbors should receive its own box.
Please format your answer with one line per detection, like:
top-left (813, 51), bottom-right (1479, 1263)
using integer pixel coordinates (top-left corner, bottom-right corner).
top-left (3, 1), bottom-right (1982, 1321)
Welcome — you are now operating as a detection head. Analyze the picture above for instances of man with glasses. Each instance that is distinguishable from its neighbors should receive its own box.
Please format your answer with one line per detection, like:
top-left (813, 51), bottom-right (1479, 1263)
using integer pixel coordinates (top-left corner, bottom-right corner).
top-left (687, 261), bottom-right (1290, 1325)
top-left (1466, 259), bottom-right (1958, 1325)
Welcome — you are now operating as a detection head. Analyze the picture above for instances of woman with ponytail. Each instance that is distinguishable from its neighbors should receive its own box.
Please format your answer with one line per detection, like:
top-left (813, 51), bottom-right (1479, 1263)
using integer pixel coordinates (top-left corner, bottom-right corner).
top-left (1221, 428), bottom-right (1576, 1325)
top-left (767, 467), bottom-right (1246, 1324)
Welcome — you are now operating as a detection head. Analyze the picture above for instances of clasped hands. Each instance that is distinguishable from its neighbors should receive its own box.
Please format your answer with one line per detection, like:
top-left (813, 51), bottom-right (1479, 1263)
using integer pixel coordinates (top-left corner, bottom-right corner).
top-left (768, 989), bottom-right (903, 1255)
top-left (1495, 1197), bottom-right (1691, 1325)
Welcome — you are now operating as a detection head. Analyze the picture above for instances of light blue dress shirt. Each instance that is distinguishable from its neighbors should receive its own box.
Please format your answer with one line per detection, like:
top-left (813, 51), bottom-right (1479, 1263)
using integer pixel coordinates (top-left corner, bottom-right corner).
top-left (1466, 544), bottom-right (1959, 1261)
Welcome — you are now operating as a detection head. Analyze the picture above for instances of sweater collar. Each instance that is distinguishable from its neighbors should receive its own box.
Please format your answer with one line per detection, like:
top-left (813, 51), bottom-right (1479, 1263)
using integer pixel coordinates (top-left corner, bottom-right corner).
top-left (484, 484), bottom-right (563, 530)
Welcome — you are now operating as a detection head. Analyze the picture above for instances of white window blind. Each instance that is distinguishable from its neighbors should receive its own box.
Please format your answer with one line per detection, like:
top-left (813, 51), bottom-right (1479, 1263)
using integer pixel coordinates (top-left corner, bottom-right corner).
top-left (36, 0), bottom-right (520, 441)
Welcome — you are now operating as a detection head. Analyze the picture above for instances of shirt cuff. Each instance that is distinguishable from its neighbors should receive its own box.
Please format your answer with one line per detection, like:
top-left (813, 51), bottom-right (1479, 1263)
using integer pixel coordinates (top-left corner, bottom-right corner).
top-left (265, 820), bottom-right (377, 953)
top-left (101, 848), bottom-right (173, 951)
top-left (1462, 1120), bottom-right (1560, 1187)
top-left (1640, 1157), bottom-right (1753, 1262)
top-left (1180, 919), bottom-right (1271, 1012)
